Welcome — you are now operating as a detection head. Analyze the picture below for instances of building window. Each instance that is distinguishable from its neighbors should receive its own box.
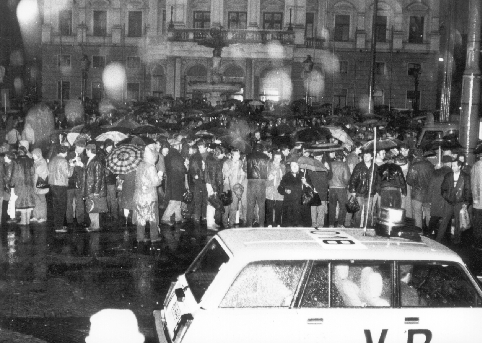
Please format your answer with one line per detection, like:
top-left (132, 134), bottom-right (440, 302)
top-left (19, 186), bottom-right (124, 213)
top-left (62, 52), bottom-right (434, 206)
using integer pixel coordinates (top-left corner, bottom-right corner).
top-left (339, 60), bottom-right (348, 74)
top-left (59, 10), bottom-right (72, 36)
top-left (228, 12), bottom-right (247, 30)
top-left (128, 11), bottom-right (143, 37)
top-left (374, 89), bottom-right (384, 105)
top-left (375, 62), bottom-right (386, 75)
top-left (92, 82), bottom-right (103, 100)
top-left (193, 11), bottom-right (210, 29)
top-left (305, 12), bottom-right (315, 37)
top-left (93, 10), bottom-right (107, 37)
top-left (408, 16), bottom-right (424, 43)
top-left (407, 90), bottom-right (421, 109)
top-left (127, 83), bottom-right (140, 100)
top-left (408, 63), bottom-right (422, 76)
top-left (334, 89), bottom-right (347, 108)
top-left (58, 54), bottom-right (71, 68)
top-left (127, 56), bottom-right (141, 69)
top-left (92, 56), bottom-right (106, 69)
top-left (375, 15), bottom-right (387, 42)
top-left (334, 15), bottom-right (350, 42)
top-left (57, 81), bottom-right (70, 100)
top-left (263, 12), bottom-right (283, 30)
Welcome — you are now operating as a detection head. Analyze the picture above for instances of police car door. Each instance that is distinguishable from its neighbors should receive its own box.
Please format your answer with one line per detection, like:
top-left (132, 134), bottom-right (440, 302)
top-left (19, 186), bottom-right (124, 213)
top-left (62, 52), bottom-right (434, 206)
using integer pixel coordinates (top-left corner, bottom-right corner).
top-left (394, 261), bottom-right (482, 343)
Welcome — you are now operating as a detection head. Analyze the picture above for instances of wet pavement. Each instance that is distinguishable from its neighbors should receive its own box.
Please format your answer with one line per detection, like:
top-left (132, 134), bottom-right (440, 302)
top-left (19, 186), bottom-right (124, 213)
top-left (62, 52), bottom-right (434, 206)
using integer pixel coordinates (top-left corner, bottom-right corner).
top-left (0, 209), bottom-right (481, 343)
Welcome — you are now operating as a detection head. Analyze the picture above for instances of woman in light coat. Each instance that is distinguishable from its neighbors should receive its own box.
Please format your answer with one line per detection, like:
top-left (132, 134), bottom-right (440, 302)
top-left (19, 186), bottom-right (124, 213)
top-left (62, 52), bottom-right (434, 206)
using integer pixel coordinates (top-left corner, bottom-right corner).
top-left (32, 148), bottom-right (49, 222)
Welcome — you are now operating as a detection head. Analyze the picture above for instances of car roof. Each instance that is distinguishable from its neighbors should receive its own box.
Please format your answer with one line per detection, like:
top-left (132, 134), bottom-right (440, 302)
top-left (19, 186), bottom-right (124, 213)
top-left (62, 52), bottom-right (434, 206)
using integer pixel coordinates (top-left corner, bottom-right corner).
top-left (216, 228), bottom-right (462, 263)
top-left (421, 122), bottom-right (459, 130)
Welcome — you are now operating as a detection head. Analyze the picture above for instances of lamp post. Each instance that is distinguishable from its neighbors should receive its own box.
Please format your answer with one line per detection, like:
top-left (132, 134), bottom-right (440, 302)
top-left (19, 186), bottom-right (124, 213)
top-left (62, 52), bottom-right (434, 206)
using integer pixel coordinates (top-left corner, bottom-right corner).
top-left (80, 54), bottom-right (90, 103)
top-left (303, 55), bottom-right (314, 115)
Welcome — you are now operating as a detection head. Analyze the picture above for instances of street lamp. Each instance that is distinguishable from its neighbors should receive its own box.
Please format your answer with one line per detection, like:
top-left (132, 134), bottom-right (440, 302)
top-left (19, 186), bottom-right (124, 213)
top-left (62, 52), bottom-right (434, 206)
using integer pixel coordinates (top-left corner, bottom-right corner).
top-left (303, 55), bottom-right (314, 112)
top-left (80, 54), bottom-right (90, 103)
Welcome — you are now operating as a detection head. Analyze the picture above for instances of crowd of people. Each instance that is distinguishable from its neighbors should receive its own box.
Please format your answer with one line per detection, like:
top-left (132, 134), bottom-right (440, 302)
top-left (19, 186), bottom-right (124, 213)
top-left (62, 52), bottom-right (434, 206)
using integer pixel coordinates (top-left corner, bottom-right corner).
top-left (0, 99), bottom-right (479, 254)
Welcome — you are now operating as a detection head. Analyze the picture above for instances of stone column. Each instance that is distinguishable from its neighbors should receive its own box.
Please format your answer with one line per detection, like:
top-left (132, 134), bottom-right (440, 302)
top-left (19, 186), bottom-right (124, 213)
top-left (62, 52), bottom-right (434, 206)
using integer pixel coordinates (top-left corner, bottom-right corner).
top-left (175, 57), bottom-right (182, 98)
top-left (210, 0), bottom-right (224, 27)
top-left (247, 0), bottom-right (260, 29)
top-left (165, 57), bottom-right (176, 97)
top-left (460, 0), bottom-right (481, 165)
top-left (245, 58), bottom-right (254, 99)
top-left (148, 0), bottom-right (159, 36)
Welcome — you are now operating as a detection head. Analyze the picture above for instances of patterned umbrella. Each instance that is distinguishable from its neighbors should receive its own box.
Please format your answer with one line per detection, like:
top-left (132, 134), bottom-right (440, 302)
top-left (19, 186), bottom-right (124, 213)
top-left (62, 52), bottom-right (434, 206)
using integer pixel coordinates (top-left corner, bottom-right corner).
top-left (106, 144), bottom-right (143, 174)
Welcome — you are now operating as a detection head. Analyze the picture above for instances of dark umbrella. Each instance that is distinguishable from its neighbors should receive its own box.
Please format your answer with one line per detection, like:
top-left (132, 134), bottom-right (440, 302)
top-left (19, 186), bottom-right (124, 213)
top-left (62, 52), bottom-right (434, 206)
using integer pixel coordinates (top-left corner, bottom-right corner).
top-left (305, 142), bottom-right (344, 153)
top-left (362, 138), bottom-right (403, 151)
top-left (132, 125), bottom-right (168, 136)
top-left (100, 126), bottom-right (133, 134)
top-left (118, 135), bottom-right (156, 147)
top-left (294, 127), bottom-right (331, 143)
top-left (297, 156), bottom-right (327, 172)
top-left (106, 144), bottom-right (143, 174)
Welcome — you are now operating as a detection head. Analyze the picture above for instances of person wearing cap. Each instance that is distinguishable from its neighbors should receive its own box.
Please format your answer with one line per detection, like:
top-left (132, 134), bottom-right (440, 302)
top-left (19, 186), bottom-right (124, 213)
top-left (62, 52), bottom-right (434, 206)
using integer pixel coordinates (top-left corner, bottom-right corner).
top-left (48, 145), bottom-right (74, 232)
top-left (406, 149), bottom-right (434, 231)
top-left (436, 158), bottom-right (472, 245)
top-left (161, 137), bottom-right (186, 226)
top-left (427, 155), bottom-right (453, 238)
top-left (84, 142), bottom-right (107, 232)
top-left (31, 148), bottom-right (49, 223)
top-left (348, 150), bottom-right (379, 227)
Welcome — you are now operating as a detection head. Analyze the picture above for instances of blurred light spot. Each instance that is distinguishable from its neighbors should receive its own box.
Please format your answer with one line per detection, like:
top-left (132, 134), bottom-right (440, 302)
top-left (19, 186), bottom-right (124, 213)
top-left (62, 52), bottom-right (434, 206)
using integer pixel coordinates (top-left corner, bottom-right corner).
top-left (17, 0), bottom-right (39, 26)
top-left (304, 70), bottom-right (325, 97)
top-left (14, 77), bottom-right (23, 95)
top-left (261, 69), bottom-right (292, 101)
top-left (266, 41), bottom-right (284, 60)
top-left (359, 95), bottom-right (370, 114)
top-left (102, 63), bottom-right (126, 100)
top-left (439, 57), bottom-right (444, 62)
top-left (10, 50), bottom-right (24, 66)
top-left (318, 50), bottom-right (340, 74)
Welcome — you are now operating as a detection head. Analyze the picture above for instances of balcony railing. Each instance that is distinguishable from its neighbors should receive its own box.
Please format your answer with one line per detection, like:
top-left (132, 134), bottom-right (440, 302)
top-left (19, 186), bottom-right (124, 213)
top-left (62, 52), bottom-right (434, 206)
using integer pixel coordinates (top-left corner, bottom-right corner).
top-left (168, 28), bottom-right (295, 45)
top-left (304, 37), bottom-right (324, 49)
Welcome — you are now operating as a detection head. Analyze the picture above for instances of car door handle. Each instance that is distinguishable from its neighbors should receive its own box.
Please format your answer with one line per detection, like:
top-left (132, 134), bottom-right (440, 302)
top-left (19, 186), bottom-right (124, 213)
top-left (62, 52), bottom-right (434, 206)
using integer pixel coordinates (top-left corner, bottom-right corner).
top-left (405, 317), bottom-right (419, 324)
top-left (307, 318), bottom-right (324, 324)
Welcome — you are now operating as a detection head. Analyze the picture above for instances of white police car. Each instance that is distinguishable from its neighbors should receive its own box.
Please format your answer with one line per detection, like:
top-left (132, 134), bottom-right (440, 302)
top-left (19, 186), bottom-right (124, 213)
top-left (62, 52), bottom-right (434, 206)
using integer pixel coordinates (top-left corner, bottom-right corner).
top-left (154, 228), bottom-right (482, 343)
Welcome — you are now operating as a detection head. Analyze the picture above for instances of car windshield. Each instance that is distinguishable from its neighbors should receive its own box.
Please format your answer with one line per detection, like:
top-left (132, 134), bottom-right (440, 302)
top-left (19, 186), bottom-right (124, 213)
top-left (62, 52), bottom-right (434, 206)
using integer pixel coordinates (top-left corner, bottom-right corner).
top-left (185, 239), bottom-right (230, 303)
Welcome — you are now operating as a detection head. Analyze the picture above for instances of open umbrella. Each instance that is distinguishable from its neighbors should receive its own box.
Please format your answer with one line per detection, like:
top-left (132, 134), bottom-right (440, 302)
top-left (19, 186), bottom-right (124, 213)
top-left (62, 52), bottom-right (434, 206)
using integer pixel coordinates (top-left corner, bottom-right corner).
top-left (325, 126), bottom-right (354, 147)
top-left (305, 142), bottom-right (344, 153)
top-left (249, 100), bottom-right (264, 106)
top-left (362, 138), bottom-right (403, 151)
top-left (294, 127), bottom-right (331, 143)
top-left (118, 135), bottom-right (155, 147)
top-left (70, 124), bottom-right (85, 133)
top-left (106, 144), bottom-right (143, 175)
top-left (96, 131), bottom-right (128, 143)
top-left (297, 156), bottom-right (327, 172)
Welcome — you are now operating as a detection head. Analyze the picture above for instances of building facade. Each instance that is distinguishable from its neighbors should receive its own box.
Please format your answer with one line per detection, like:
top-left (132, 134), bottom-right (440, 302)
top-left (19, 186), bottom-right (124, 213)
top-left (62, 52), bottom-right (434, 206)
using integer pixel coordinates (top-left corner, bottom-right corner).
top-left (39, 0), bottom-right (442, 110)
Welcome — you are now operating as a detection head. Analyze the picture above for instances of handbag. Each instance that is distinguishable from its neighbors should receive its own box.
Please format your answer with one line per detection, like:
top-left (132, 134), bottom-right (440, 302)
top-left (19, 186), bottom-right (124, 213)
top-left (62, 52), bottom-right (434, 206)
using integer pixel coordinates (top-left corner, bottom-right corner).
top-left (182, 189), bottom-right (193, 204)
top-left (85, 195), bottom-right (108, 213)
top-left (220, 189), bottom-right (233, 206)
top-left (346, 196), bottom-right (361, 213)
top-left (36, 176), bottom-right (50, 189)
top-left (301, 187), bottom-right (322, 206)
top-left (460, 205), bottom-right (471, 231)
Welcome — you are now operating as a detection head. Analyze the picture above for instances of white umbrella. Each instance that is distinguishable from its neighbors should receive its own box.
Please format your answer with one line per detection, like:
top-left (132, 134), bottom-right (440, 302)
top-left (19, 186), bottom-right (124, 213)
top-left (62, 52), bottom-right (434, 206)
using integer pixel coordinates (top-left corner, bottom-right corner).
top-left (67, 132), bottom-right (80, 146)
top-left (96, 131), bottom-right (128, 143)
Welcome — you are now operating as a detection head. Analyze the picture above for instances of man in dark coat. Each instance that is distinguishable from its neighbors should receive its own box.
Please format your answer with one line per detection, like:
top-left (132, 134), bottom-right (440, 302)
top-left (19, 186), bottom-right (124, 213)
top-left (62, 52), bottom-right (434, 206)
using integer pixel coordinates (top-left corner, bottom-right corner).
top-left (278, 159), bottom-right (312, 227)
top-left (84, 143), bottom-right (107, 231)
top-left (189, 140), bottom-right (208, 223)
top-left (377, 156), bottom-right (407, 208)
top-left (246, 144), bottom-right (270, 227)
top-left (348, 150), bottom-right (379, 228)
top-left (427, 155), bottom-right (453, 238)
top-left (406, 149), bottom-right (434, 230)
top-left (436, 159), bottom-right (472, 245)
top-left (161, 138), bottom-right (186, 224)
top-left (205, 145), bottom-right (227, 228)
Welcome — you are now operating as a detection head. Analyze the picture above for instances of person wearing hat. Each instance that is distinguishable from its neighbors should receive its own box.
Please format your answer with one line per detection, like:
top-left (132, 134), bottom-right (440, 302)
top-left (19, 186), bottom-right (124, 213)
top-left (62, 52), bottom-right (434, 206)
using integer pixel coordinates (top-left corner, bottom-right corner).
top-left (84, 142), bottom-right (107, 232)
top-left (436, 157), bottom-right (472, 245)
top-left (406, 149), bottom-right (434, 231)
top-left (427, 155), bottom-right (454, 238)
top-left (48, 145), bottom-right (74, 232)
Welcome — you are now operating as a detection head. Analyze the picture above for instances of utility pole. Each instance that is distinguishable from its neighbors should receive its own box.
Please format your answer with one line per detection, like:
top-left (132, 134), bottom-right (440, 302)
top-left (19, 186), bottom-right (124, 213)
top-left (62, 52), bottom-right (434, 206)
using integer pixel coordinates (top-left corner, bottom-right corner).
top-left (459, 0), bottom-right (481, 165)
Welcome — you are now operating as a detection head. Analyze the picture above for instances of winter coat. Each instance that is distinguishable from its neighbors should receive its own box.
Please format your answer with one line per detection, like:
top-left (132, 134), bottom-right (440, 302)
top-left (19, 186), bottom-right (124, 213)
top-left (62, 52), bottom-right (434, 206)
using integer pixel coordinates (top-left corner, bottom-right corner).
top-left (246, 150), bottom-right (269, 180)
top-left (428, 166), bottom-right (452, 217)
top-left (165, 148), bottom-right (186, 202)
top-left (205, 153), bottom-right (224, 193)
top-left (84, 155), bottom-right (107, 198)
top-left (48, 155), bottom-right (73, 186)
top-left (377, 163), bottom-right (407, 195)
top-left (33, 153), bottom-right (49, 195)
top-left (133, 146), bottom-right (161, 205)
top-left (441, 171), bottom-right (472, 206)
top-left (471, 160), bottom-right (482, 210)
top-left (266, 162), bottom-right (285, 201)
top-left (119, 170), bottom-right (136, 210)
top-left (328, 160), bottom-right (350, 189)
top-left (406, 158), bottom-right (434, 202)
top-left (222, 158), bottom-right (246, 190)
top-left (348, 161), bottom-right (379, 198)
top-left (11, 155), bottom-right (36, 209)
top-left (189, 151), bottom-right (206, 187)
top-left (278, 172), bottom-right (312, 205)
top-left (308, 169), bottom-right (331, 201)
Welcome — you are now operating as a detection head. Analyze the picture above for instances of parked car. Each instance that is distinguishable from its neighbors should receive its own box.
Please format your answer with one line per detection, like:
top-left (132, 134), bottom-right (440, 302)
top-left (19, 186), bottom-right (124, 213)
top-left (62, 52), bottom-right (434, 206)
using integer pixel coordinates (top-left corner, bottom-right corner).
top-left (154, 228), bottom-right (482, 343)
